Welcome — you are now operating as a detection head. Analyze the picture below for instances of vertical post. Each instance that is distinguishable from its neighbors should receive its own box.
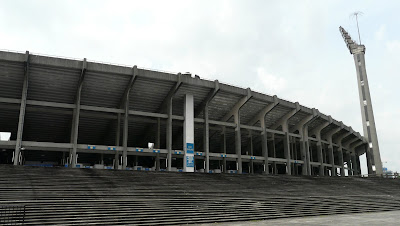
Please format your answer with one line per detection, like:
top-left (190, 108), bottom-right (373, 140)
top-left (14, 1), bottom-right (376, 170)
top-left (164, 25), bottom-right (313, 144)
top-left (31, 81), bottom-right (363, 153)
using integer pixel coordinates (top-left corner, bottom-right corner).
top-left (356, 154), bottom-right (361, 175)
top-left (222, 126), bottom-right (227, 173)
top-left (249, 131), bottom-right (254, 174)
top-left (183, 94), bottom-right (194, 172)
top-left (346, 152), bottom-right (353, 176)
top-left (234, 112), bottom-right (242, 174)
top-left (339, 148), bottom-right (345, 176)
top-left (261, 121), bottom-right (269, 175)
top-left (167, 97), bottom-right (173, 171)
top-left (283, 132), bottom-right (291, 175)
top-left (204, 102), bottom-right (210, 173)
top-left (122, 95), bottom-right (129, 169)
top-left (317, 143), bottom-right (324, 176)
top-left (14, 51), bottom-right (30, 165)
top-left (114, 113), bottom-right (121, 169)
top-left (272, 134), bottom-right (277, 174)
top-left (156, 118), bottom-right (161, 171)
top-left (70, 58), bottom-right (87, 168)
top-left (329, 145), bottom-right (335, 176)
top-left (351, 153), bottom-right (359, 176)
top-left (299, 133), bottom-right (308, 175)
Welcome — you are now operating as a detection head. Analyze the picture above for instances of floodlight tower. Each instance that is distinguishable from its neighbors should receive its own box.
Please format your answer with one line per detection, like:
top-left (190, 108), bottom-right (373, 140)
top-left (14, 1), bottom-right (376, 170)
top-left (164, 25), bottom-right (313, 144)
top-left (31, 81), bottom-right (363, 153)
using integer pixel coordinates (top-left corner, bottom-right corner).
top-left (339, 26), bottom-right (383, 175)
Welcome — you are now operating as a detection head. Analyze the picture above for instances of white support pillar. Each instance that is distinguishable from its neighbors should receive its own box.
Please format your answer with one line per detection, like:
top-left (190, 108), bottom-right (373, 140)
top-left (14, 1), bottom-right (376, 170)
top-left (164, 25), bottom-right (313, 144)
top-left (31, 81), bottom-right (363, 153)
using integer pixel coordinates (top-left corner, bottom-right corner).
top-left (183, 94), bottom-right (194, 172)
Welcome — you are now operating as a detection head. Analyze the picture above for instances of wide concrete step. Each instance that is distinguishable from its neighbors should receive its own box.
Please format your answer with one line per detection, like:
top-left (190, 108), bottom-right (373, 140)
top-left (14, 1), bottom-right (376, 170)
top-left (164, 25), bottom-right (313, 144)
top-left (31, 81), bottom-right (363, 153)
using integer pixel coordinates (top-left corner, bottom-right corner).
top-left (1, 165), bottom-right (400, 225)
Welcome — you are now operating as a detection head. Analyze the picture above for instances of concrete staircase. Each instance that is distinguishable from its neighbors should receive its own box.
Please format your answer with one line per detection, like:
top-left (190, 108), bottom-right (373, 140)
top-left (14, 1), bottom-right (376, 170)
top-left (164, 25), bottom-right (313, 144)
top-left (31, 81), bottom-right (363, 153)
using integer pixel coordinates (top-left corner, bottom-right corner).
top-left (1, 165), bottom-right (400, 225)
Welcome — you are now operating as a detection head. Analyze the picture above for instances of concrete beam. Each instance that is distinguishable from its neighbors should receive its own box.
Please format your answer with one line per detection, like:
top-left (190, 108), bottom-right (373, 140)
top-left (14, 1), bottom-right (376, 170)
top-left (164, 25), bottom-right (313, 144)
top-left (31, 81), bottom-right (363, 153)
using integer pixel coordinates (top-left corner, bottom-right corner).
top-left (194, 80), bottom-right (220, 118)
top-left (270, 102), bottom-right (300, 132)
top-left (221, 88), bottom-right (252, 122)
top-left (248, 95), bottom-right (279, 126)
top-left (158, 73), bottom-right (182, 113)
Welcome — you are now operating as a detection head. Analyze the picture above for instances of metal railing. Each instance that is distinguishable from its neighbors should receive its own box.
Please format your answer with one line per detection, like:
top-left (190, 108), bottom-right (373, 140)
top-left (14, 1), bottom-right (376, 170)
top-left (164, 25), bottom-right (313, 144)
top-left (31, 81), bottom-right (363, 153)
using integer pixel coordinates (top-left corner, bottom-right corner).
top-left (0, 205), bottom-right (25, 225)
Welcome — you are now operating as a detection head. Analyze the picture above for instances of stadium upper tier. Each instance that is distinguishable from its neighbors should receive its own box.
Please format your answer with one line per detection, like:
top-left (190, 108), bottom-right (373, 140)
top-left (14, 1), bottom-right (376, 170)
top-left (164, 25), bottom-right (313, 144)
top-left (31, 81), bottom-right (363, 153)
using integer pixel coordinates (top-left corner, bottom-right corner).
top-left (0, 50), bottom-right (367, 176)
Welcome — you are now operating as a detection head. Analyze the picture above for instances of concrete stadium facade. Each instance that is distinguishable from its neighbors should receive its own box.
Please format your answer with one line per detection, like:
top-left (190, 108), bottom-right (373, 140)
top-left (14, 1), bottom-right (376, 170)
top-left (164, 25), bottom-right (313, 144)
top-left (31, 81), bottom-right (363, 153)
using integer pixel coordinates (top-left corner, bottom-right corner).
top-left (0, 50), bottom-right (370, 176)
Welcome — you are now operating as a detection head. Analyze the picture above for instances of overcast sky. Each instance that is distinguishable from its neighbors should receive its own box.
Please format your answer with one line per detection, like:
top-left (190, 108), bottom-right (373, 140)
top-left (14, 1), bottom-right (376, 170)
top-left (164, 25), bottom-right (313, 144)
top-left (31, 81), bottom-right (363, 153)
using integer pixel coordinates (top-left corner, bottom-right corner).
top-left (1, 0), bottom-right (399, 174)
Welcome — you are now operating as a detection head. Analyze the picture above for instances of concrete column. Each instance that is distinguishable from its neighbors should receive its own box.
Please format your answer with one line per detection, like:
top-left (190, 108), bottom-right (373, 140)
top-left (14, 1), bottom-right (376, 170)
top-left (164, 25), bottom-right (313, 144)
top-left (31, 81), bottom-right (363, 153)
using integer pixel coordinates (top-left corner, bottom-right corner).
top-left (222, 126), bottom-right (227, 173)
top-left (339, 147), bottom-right (345, 176)
top-left (261, 129), bottom-right (269, 174)
top-left (293, 137), bottom-right (299, 175)
top-left (204, 102), bottom-right (210, 173)
top-left (183, 94), bottom-right (194, 173)
top-left (70, 58), bottom-right (87, 168)
top-left (283, 132), bottom-right (291, 175)
top-left (351, 153), bottom-right (359, 176)
top-left (14, 51), bottom-right (30, 165)
top-left (234, 112), bottom-right (242, 174)
top-left (299, 130), bottom-right (308, 175)
top-left (272, 134), bottom-right (277, 174)
top-left (122, 95), bottom-right (129, 170)
top-left (329, 145), bottom-right (335, 176)
top-left (114, 113), bottom-right (121, 169)
top-left (249, 131), bottom-right (254, 174)
top-left (166, 97), bottom-right (173, 171)
top-left (317, 143), bottom-right (324, 176)
top-left (356, 154), bottom-right (361, 175)
top-left (155, 118), bottom-right (161, 171)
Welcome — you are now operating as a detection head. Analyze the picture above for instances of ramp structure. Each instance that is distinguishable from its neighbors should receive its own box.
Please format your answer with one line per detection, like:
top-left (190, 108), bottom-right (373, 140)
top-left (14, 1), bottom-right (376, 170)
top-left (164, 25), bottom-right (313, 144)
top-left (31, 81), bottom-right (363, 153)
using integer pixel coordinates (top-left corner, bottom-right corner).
top-left (339, 26), bottom-right (383, 175)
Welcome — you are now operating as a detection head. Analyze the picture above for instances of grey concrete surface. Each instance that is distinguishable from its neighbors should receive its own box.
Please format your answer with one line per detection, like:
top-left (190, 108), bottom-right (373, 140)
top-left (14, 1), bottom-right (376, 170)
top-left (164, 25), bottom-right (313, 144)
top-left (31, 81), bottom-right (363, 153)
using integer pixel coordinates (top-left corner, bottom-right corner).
top-left (200, 210), bottom-right (400, 226)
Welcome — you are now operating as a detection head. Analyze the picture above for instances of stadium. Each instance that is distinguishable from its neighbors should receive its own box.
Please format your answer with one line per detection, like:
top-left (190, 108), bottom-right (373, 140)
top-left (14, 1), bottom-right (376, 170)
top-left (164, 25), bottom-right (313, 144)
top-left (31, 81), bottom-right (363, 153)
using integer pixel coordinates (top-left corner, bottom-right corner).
top-left (0, 50), bottom-right (367, 175)
top-left (0, 49), bottom-right (399, 225)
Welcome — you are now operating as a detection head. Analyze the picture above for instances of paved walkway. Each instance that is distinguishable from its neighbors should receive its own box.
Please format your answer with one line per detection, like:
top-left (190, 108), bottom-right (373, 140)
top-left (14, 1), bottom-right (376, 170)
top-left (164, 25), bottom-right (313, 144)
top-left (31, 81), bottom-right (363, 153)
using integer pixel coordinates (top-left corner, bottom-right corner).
top-left (199, 210), bottom-right (400, 226)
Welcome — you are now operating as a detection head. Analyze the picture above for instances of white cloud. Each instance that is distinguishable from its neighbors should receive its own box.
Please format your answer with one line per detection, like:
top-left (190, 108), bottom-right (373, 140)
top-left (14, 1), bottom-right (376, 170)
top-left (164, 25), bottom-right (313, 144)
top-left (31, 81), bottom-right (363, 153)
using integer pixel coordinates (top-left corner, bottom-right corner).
top-left (255, 67), bottom-right (287, 93)
top-left (386, 40), bottom-right (400, 52)
top-left (375, 24), bottom-right (386, 40)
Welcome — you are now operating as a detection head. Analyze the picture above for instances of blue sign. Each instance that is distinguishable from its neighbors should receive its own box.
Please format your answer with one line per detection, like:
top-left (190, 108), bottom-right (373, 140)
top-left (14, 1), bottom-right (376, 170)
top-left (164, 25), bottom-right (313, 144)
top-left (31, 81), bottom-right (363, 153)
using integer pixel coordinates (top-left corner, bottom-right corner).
top-left (186, 143), bottom-right (194, 154)
top-left (186, 155), bottom-right (194, 167)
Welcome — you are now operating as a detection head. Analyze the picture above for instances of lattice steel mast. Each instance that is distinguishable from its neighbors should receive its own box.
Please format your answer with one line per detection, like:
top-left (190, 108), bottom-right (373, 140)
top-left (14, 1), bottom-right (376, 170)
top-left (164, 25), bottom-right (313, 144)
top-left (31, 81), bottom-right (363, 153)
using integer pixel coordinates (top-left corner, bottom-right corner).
top-left (339, 26), bottom-right (383, 175)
